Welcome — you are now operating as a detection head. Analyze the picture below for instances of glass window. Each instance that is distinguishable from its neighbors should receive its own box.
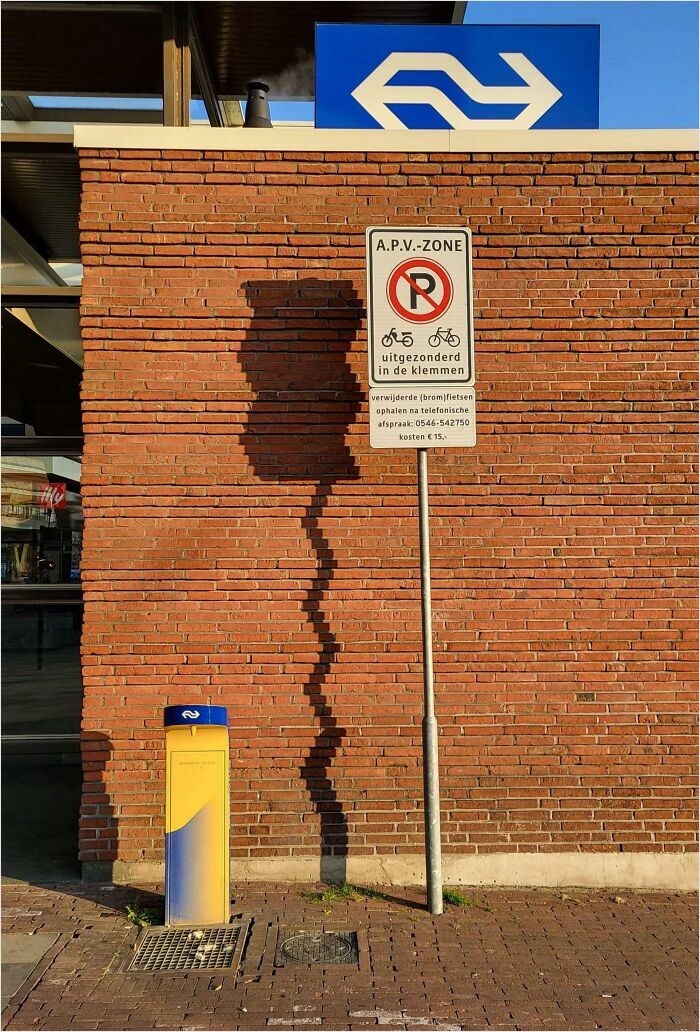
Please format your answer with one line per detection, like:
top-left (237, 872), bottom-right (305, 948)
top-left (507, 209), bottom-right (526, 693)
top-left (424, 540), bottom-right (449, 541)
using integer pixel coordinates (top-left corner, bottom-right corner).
top-left (1, 604), bottom-right (83, 737)
top-left (2, 308), bottom-right (82, 436)
top-left (1, 454), bottom-right (82, 585)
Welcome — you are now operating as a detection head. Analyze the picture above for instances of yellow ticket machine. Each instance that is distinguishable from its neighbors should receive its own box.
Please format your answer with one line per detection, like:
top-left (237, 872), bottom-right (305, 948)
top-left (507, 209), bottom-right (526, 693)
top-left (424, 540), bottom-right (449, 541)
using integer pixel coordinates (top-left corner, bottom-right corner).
top-left (164, 705), bottom-right (230, 925)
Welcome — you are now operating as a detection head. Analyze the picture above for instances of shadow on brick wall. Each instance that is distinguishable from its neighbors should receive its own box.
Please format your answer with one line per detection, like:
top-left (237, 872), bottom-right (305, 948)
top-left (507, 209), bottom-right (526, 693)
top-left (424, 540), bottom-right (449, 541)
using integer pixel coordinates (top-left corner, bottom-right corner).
top-left (240, 277), bottom-right (363, 884)
top-left (79, 732), bottom-right (117, 882)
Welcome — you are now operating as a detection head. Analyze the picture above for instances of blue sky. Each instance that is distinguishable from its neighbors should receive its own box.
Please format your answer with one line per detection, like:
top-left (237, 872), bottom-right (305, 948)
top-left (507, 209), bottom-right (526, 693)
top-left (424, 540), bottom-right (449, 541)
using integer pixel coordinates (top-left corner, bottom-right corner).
top-left (465, 1), bottom-right (698, 128)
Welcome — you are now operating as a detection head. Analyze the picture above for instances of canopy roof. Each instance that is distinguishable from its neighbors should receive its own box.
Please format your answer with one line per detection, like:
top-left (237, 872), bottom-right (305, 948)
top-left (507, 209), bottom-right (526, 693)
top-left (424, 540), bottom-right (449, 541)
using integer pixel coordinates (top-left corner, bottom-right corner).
top-left (1, 2), bottom-right (463, 261)
top-left (2, 2), bottom-right (461, 101)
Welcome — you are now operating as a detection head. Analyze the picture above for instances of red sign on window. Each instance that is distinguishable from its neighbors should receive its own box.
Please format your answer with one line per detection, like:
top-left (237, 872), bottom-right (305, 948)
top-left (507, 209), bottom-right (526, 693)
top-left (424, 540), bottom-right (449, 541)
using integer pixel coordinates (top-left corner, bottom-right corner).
top-left (39, 482), bottom-right (67, 509)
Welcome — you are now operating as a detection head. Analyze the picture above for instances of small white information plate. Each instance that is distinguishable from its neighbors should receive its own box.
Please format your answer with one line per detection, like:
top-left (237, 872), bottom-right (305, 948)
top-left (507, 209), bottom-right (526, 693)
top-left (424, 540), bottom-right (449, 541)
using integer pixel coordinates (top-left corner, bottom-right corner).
top-left (369, 387), bottom-right (476, 449)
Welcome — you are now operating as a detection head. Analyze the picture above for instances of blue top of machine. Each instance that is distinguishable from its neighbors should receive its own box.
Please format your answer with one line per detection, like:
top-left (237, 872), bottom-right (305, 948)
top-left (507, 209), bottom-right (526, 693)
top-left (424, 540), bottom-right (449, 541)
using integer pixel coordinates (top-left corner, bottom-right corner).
top-left (164, 705), bottom-right (228, 728)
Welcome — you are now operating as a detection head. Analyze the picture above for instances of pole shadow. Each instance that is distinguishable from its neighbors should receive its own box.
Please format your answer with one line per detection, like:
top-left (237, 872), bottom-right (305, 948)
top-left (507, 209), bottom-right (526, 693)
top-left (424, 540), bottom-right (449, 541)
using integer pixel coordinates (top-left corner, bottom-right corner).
top-left (239, 277), bottom-right (362, 885)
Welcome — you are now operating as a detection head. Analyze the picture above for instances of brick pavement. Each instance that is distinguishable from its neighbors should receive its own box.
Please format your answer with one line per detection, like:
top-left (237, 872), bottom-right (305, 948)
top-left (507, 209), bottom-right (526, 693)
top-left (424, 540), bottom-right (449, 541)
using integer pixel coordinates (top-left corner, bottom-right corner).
top-left (1, 881), bottom-right (697, 1032)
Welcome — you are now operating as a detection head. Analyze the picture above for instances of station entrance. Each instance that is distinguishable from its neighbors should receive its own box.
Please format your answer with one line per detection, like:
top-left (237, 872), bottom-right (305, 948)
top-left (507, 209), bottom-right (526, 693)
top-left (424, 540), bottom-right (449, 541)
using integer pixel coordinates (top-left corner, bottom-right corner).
top-left (1, 302), bottom-right (84, 882)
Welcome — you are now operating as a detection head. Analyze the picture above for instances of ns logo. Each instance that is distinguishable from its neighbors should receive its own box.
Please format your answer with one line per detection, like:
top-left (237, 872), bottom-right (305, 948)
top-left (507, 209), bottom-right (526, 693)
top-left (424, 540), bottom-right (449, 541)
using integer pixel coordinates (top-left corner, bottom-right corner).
top-left (351, 51), bottom-right (562, 130)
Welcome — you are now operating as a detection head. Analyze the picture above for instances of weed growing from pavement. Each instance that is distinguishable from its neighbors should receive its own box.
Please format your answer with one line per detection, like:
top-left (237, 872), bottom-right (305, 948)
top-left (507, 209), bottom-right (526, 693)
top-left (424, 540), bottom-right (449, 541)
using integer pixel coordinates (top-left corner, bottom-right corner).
top-left (302, 883), bottom-right (390, 905)
top-left (442, 888), bottom-right (493, 912)
top-left (302, 883), bottom-right (494, 913)
top-left (125, 900), bottom-right (163, 927)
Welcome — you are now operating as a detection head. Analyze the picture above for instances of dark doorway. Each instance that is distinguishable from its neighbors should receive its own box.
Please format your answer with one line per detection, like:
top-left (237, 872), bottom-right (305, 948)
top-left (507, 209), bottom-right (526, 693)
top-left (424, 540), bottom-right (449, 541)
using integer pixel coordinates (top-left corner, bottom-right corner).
top-left (1, 602), bottom-right (83, 882)
top-left (2, 321), bottom-right (84, 882)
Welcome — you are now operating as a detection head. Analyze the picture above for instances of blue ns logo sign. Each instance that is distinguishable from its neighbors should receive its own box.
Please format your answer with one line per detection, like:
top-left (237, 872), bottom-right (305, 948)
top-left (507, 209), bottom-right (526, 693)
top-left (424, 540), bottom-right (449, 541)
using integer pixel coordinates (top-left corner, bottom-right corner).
top-left (315, 25), bottom-right (600, 131)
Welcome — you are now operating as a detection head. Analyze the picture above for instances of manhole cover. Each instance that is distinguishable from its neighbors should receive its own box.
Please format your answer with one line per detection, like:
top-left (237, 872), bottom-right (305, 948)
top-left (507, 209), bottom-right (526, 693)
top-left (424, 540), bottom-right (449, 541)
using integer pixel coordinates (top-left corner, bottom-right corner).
top-left (127, 921), bottom-right (249, 973)
top-left (276, 929), bottom-right (359, 966)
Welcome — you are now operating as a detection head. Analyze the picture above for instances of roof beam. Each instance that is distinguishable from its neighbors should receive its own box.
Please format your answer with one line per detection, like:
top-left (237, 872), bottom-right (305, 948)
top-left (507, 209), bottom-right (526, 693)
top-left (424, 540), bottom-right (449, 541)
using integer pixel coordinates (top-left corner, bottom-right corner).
top-left (220, 100), bottom-right (244, 127)
top-left (162, 3), bottom-right (191, 127)
top-left (1, 436), bottom-right (84, 456)
top-left (188, 3), bottom-right (228, 128)
top-left (3, 2), bottom-right (159, 10)
top-left (1, 93), bottom-right (36, 121)
top-left (2, 122), bottom-right (74, 143)
top-left (2, 285), bottom-right (81, 307)
top-left (1, 219), bottom-right (67, 285)
top-left (8, 107), bottom-right (163, 125)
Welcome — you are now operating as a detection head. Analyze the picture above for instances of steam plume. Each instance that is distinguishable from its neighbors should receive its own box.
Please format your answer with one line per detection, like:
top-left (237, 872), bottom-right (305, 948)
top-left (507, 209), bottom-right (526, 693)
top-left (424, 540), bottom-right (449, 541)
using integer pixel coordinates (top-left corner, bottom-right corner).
top-left (259, 49), bottom-right (315, 99)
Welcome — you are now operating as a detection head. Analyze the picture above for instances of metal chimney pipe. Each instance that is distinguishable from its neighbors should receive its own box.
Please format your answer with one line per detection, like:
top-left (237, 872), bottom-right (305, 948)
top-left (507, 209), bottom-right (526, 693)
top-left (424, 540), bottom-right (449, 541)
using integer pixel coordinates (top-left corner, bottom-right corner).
top-left (243, 81), bottom-right (272, 128)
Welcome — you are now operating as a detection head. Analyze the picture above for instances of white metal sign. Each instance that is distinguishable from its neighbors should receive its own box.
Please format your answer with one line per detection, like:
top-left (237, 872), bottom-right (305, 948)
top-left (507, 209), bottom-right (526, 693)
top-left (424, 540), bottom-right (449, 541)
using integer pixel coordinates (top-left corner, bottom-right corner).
top-left (367, 227), bottom-right (473, 388)
top-left (370, 388), bottom-right (476, 449)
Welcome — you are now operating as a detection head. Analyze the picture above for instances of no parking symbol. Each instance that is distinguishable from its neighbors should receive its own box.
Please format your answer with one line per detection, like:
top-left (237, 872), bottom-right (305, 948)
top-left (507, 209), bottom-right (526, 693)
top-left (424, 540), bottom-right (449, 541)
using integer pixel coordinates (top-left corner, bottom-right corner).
top-left (387, 258), bottom-right (453, 323)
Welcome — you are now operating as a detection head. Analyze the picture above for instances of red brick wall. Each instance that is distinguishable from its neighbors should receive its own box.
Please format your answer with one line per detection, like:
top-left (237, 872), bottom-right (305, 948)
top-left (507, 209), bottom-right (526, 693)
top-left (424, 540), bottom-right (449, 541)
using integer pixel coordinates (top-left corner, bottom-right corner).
top-left (78, 148), bottom-right (698, 870)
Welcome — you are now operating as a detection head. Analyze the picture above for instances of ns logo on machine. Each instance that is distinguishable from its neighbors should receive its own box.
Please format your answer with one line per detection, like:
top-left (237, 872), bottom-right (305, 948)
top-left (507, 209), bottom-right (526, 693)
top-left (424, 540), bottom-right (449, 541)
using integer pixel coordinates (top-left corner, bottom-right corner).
top-left (315, 24), bottom-right (600, 131)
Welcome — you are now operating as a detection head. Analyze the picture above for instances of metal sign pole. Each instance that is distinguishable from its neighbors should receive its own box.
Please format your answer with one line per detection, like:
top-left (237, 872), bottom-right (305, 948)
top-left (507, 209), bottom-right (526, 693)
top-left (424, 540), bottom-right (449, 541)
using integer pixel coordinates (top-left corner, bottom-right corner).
top-left (366, 225), bottom-right (473, 914)
top-left (417, 447), bottom-right (443, 915)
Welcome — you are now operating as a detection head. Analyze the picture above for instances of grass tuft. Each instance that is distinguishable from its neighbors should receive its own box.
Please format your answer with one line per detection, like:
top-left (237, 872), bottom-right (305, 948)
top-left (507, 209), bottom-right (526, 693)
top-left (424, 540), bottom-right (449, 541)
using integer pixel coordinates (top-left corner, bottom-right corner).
top-left (442, 887), bottom-right (493, 912)
top-left (302, 882), bottom-right (390, 905)
top-left (125, 900), bottom-right (162, 927)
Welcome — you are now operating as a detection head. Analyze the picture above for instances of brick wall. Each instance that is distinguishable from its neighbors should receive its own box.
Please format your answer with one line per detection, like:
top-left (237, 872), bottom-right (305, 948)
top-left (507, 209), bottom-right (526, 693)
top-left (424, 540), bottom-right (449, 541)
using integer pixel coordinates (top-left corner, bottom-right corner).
top-left (78, 148), bottom-right (698, 872)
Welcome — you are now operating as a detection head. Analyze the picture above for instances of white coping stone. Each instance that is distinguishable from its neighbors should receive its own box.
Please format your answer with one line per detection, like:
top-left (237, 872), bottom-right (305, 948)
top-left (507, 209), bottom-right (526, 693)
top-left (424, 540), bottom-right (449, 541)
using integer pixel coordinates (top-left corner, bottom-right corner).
top-left (71, 124), bottom-right (699, 154)
top-left (108, 851), bottom-right (699, 891)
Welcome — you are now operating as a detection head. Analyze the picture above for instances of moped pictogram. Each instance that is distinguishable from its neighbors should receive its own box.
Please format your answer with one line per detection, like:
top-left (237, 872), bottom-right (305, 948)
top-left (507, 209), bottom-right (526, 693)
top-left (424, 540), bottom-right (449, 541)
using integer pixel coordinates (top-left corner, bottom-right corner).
top-left (382, 327), bottom-right (414, 348)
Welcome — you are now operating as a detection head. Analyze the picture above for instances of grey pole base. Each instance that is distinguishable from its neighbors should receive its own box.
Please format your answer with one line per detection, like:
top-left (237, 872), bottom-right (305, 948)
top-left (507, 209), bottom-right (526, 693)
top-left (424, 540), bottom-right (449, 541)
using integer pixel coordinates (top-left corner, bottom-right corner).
top-left (417, 448), bottom-right (443, 915)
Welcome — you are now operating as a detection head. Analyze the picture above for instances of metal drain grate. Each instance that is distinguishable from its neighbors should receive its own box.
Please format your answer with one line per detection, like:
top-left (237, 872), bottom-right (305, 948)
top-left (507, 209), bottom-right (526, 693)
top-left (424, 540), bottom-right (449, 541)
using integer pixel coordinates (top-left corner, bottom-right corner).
top-left (127, 921), bottom-right (249, 973)
top-left (276, 929), bottom-right (359, 967)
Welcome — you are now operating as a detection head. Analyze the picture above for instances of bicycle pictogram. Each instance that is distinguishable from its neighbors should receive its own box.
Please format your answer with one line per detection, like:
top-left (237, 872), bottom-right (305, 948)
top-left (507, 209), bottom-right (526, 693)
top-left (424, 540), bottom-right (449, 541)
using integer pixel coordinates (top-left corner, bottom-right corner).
top-left (428, 326), bottom-right (460, 348)
top-left (382, 327), bottom-right (414, 348)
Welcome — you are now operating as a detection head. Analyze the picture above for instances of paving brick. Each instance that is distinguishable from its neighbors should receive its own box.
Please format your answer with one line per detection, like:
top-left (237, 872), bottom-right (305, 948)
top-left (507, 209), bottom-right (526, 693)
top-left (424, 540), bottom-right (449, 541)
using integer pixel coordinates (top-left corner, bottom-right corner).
top-left (3, 880), bottom-right (697, 1031)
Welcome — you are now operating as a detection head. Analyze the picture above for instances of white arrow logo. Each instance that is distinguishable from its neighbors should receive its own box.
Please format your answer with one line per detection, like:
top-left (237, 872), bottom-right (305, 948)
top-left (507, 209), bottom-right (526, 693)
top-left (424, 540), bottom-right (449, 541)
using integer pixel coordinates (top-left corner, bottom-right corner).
top-left (351, 52), bottom-right (562, 130)
top-left (181, 709), bottom-right (200, 719)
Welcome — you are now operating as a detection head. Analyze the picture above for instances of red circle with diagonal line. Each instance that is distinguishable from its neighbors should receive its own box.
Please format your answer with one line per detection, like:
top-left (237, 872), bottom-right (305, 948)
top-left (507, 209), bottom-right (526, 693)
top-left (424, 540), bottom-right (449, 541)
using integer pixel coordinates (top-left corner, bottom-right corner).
top-left (387, 258), bottom-right (453, 323)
